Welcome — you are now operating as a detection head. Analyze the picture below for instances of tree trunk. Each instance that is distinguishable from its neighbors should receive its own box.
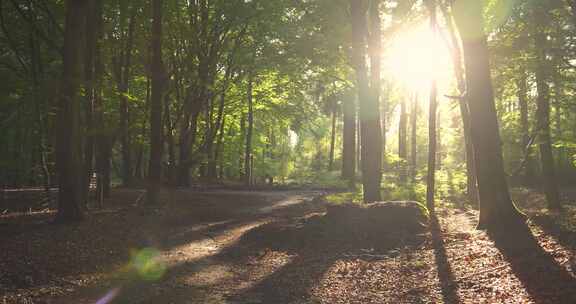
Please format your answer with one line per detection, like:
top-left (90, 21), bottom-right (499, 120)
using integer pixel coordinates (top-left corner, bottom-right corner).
top-left (55, 0), bottom-right (86, 222)
top-left (425, 0), bottom-right (438, 212)
top-left (410, 94), bottom-right (418, 181)
top-left (453, 0), bottom-right (525, 230)
top-left (118, 6), bottom-right (137, 187)
top-left (93, 0), bottom-right (109, 201)
top-left (244, 73), bottom-right (254, 187)
top-left (29, 27), bottom-right (50, 193)
top-left (329, 103), bottom-right (337, 170)
top-left (350, 0), bottom-right (382, 202)
top-left (517, 68), bottom-right (535, 186)
top-left (399, 97), bottom-right (408, 183)
top-left (369, 0), bottom-right (385, 171)
top-left (440, 0), bottom-right (477, 204)
top-left (532, 2), bottom-right (561, 210)
top-left (82, 0), bottom-right (98, 206)
top-left (215, 115), bottom-right (226, 180)
top-left (342, 91), bottom-right (356, 182)
top-left (146, 0), bottom-right (164, 205)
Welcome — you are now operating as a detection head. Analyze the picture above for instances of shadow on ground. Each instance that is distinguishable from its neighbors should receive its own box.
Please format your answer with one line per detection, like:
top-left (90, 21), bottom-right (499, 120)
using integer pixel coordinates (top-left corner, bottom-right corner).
top-left (489, 223), bottom-right (576, 304)
top-left (430, 216), bottom-right (459, 304)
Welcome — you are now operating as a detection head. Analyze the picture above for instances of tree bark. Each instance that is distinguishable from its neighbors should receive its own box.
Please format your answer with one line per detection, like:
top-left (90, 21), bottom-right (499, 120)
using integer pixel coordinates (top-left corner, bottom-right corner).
top-left (517, 68), bottom-right (535, 186)
top-left (410, 94), bottom-right (418, 181)
top-left (399, 97), bottom-right (408, 183)
top-left (453, 0), bottom-right (525, 229)
top-left (146, 0), bottom-right (164, 205)
top-left (350, 0), bottom-right (382, 202)
top-left (440, 1), bottom-right (477, 204)
top-left (342, 91), bottom-right (356, 182)
top-left (55, 0), bottom-right (86, 222)
top-left (329, 102), bottom-right (337, 170)
top-left (244, 73), bottom-right (254, 187)
top-left (532, 2), bottom-right (561, 210)
top-left (369, 0), bottom-right (385, 172)
top-left (118, 4), bottom-right (137, 187)
top-left (82, 0), bottom-right (98, 206)
top-left (93, 0), bottom-right (110, 200)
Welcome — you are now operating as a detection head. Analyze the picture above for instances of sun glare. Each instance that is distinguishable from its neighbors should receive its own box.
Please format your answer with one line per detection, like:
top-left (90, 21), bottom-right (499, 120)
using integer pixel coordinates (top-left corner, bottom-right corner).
top-left (384, 23), bottom-right (453, 94)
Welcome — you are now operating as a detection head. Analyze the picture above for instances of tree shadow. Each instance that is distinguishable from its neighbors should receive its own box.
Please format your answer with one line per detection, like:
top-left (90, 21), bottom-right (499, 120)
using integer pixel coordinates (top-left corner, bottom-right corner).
top-left (531, 208), bottom-right (576, 251)
top-left (430, 215), bottom-right (460, 304)
top-left (488, 223), bottom-right (576, 304)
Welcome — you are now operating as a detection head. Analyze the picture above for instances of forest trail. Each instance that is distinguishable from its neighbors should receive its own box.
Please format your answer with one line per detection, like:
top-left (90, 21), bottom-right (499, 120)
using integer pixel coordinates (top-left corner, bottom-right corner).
top-left (2, 189), bottom-right (576, 304)
top-left (0, 189), bottom-right (326, 304)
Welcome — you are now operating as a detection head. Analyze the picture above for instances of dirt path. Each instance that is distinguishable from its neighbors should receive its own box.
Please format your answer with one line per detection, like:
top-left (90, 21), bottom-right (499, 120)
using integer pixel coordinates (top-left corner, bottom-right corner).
top-left (0, 189), bottom-right (325, 304)
top-left (2, 189), bottom-right (576, 304)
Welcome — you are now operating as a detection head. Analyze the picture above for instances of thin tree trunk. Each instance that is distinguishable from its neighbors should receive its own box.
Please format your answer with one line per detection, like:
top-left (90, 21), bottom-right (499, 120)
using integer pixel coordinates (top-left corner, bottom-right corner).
top-left (342, 92), bottom-right (356, 182)
top-left (517, 68), bottom-right (535, 186)
top-left (453, 0), bottom-right (525, 229)
top-left (440, 1), bottom-right (477, 204)
top-left (410, 94), bottom-right (418, 181)
top-left (350, 0), bottom-right (382, 202)
top-left (55, 0), bottom-right (86, 222)
top-left (532, 2), bottom-right (561, 210)
top-left (244, 73), bottom-right (254, 187)
top-left (82, 0), bottom-right (98, 206)
top-left (425, 0), bottom-right (438, 212)
top-left (399, 97), bottom-right (408, 183)
top-left (370, 0), bottom-right (384, 172)
top-left (329, 104), bottom-right (337, 170)
top-left (93, 0), bottom-right (109, 201)
top-left (146, 0), bottom-right (164, 205)
top-left (215, 115), bottom-right (226, 180)
top-left (118, 5), bottom-right (137, 187)
top-left (29, 28), bottom-right (50, 193)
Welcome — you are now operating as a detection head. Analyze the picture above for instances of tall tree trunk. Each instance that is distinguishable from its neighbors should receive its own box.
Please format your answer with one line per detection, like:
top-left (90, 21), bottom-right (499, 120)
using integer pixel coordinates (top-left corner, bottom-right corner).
top-left (93, 0), bottom-right (110, 200)
top-left (82, 0), bottom-right (98, 206)
top-left (370, 0), bottom-right (385, 171)
top-left (118, 5), bottom-right (137, 187)
top-left (29, 28), bottom-right (50, 193)
top-left (342, 92), bottom-right (356, 182)
top-left (329, 103), bottom-right (337, 170)
top-left (453, 0), bottom-right (525, 229)
top-left (410, 94), bottom-right (418, 181)
top-left (399, 97), bottom-right (408, 183)
top-left (244, 73), bottom-right (254, 186)
top-left (440, 1), bottom-right (477, 204)
top-left (517, 68), bottom-right (535, 186)
top-left (532, 2), bottom-right (561, 210)
top-left (215, 115), bottom-right (226, 180)
top-left (146, 0), bottom-right (164, 205)
top-left (55, 0), bottom-right (86, 222)
top-left (350, 0), bottom-right (382, 202)
top-left (425, 0), bottom-right (438, 212)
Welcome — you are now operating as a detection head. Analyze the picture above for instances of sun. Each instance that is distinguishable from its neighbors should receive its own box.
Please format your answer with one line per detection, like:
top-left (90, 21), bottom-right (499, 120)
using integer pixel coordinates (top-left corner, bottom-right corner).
top-left (384, 22), bottom-right (453, 95)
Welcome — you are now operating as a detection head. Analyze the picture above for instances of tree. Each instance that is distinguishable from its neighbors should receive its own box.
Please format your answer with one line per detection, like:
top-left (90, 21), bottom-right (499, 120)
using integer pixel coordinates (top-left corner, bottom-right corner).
top-left (350, 0), bottom-right (382, 202)
top-left (440, 0), bottom-right (477, 204)
top-left (399, 96), bottom-right (408, 183)
top-left (410, 93), bottom-right (418, 181)
top-left (342, 90), bottom-right (357, 183)
top-left (55, 0), bottom-right (86, 222)
top-left (146, 0), bottom-right (164, 205)
top-left (532, 1), bottom-right (562, 210)
top-left (425, 0), bottom-right (438, 212)
top-left (244, 71), bottom-right (254, 186)
top-left (453, 0), bottom-right (525, 229)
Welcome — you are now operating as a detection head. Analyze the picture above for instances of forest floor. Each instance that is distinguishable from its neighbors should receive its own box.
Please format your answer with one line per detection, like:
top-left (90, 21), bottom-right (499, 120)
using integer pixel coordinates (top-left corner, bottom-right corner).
top-left (1, 187), bottom-right (576, 304)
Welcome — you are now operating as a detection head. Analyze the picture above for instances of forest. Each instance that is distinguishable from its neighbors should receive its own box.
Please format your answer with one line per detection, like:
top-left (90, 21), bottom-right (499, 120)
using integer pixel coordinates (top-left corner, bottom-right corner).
top-left (1, 0), bottom-right (576, 303)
